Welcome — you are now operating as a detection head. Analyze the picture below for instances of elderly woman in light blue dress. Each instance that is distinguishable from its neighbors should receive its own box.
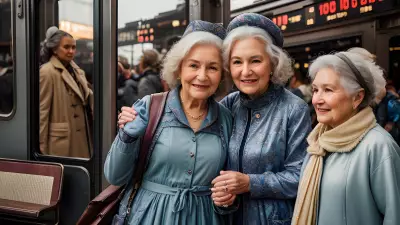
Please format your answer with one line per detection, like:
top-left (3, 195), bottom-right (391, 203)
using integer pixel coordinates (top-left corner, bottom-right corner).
top-left (119, 14), bottom-right (312, 225)
top-left (105, 21), bottom-right (236, 225)
top-left (292, 50), bottom-right (400, 225)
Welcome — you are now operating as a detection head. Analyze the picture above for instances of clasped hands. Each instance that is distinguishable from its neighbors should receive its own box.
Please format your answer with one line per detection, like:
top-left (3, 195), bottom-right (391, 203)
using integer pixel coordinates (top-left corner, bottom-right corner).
top-left (211, 170), bottom-right (250, 207)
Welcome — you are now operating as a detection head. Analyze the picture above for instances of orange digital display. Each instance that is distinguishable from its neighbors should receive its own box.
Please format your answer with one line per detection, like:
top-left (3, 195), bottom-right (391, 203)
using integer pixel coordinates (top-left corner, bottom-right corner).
top-left (272, 0), bottom-right (392, 32)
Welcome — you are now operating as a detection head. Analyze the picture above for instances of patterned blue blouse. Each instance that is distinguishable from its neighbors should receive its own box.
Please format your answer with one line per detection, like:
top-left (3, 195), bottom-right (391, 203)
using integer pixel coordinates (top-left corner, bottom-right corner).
top-left (220, 83), bottom-right (311, 225)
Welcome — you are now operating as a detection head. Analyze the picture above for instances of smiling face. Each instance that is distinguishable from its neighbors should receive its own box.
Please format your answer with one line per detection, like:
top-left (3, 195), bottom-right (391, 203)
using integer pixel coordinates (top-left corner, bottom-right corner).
top-left (179, 43), bottom-right (222, 101)
top-left (54, 36), bottom-right (76, 63)
top-left (229, 37), bottom-right (272, 99)
top-left (312, 67), bottom-right (362, 128)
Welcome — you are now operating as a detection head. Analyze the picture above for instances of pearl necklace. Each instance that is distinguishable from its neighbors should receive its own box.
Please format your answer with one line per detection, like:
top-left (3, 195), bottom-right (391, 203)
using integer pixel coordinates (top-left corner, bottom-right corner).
top-left (180, 95), bottom-right (207, 121)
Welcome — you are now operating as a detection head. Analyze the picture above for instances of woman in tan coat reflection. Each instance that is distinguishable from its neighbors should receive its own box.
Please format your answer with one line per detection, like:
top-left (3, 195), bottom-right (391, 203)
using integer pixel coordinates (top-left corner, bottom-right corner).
top-left (39, 26), bottom-right (93, 158)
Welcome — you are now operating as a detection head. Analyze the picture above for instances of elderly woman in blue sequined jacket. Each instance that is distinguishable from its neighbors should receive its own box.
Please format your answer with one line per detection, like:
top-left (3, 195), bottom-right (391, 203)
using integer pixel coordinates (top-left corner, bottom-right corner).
top-left (119, 14), bottom-right (311, 225)
top-left (104, 21), bottom-right (236, 225)
top-left (209, 13), bottom-right (311, 225)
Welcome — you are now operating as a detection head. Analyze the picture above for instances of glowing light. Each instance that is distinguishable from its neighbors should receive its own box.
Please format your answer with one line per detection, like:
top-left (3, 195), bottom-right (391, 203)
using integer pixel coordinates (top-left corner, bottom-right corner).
top-left (172, 20), bottom-right (180, 27)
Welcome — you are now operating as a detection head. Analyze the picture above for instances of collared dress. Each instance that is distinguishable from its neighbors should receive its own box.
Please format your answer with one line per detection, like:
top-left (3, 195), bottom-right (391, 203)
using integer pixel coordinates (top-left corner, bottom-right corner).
top-left (104, 87), bottom-right (233, 225)
top-left (220, 83), bottom-right (311, 225)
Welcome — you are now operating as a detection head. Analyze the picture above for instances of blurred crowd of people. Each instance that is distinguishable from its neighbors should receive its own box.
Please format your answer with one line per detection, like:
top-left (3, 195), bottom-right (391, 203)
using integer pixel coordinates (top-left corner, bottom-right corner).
top-left (116, 50), bottom-right (165, 111)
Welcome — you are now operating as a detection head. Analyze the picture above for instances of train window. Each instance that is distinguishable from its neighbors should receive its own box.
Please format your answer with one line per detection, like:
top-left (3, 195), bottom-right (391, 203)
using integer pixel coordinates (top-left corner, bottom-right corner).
top-left (0, 0), bottom-right (14, 117)
top-left (38, 0), bottom-right (94, 158)
top-left (117, 0), bottom-right (187, 110)
top-left (389, 36), bottom-right (400, 89)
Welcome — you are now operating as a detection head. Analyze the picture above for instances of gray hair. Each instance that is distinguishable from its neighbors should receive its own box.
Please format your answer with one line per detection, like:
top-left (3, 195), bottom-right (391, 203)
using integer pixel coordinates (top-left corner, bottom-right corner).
top-left (40, 26), bottom-right (73, 65)
top-left (309, 51), bottom-right (386, 108)
top-left (348, 47), bottom-right (377, 62)
top-left (223, 26), bottom-right (293, 85)
top-left (162, 31), bottom-right (227, 94)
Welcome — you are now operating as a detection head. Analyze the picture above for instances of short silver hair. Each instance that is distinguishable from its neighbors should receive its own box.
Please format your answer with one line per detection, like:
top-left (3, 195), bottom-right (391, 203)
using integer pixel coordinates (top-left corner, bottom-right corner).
top-left (162, 31), bottom-right (224, 90)
top-left (223, 26), bottom-right (293, 85)
top-left (309, 51), bottom-right (386, 108)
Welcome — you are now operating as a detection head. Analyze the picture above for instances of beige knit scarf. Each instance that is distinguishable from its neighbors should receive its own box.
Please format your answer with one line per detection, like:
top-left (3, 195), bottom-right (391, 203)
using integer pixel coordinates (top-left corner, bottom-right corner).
top-left (291, 107), bottom-right (376, 225)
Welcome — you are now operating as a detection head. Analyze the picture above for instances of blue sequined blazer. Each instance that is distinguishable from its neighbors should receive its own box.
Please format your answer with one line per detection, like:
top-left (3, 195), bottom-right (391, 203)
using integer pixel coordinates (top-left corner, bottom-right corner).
top-left (220, 83), bottom-right (311, 225)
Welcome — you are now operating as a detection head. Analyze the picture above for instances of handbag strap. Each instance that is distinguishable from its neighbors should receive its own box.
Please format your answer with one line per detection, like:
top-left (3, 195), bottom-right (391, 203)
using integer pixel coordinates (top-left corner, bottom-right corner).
top-left (125, 91), bottom-right (169, 217)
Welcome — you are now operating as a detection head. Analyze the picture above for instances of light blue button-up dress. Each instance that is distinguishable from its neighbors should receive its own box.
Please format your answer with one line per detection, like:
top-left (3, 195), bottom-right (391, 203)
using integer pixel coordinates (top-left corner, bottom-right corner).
top-left (104, 87), bottom-right (233, 225)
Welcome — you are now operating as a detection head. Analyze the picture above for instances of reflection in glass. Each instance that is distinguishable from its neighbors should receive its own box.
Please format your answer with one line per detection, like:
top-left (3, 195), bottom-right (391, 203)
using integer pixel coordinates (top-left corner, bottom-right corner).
top-left (0, 0), bottom-right (14, 116)
top-left (38, 0), bottom-right (94, 158)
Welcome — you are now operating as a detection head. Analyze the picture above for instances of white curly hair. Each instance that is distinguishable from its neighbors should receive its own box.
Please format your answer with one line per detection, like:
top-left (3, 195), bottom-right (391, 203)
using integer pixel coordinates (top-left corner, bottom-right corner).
top-left (161, 31), bottom-right (225, 91)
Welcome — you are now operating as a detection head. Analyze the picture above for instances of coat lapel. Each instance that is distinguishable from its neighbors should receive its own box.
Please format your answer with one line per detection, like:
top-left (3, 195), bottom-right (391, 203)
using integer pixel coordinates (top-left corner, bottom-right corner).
top-left (71, 61), bottom-right (90, 101)
top-left (50, 56), bottom-right (85, 102)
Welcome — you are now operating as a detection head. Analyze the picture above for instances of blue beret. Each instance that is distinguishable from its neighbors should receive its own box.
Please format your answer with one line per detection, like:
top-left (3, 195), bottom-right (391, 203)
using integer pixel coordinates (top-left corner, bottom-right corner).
top-left (227, 13), bottom-right (284, 48)
top-left (183, 20), bottom-right (226, 40)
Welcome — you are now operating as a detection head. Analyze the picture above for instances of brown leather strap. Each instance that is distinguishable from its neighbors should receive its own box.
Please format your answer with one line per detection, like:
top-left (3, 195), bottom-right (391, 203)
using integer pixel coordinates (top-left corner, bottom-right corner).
top-left (125, 92), bottom-right (168, 218)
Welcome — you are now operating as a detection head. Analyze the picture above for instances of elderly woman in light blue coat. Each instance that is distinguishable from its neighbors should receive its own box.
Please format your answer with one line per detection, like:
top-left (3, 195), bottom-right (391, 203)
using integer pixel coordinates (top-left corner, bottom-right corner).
top-left (105, 21), bottom-right (235, 225)
top-left (292, 50), bottom-right (400, 225)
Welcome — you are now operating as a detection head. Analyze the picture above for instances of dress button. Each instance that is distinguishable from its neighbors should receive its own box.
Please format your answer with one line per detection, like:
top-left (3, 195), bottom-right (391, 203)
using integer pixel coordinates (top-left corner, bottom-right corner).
top-left (255, 113), bottom-right (261, 119)
top-left (190, 152), bottom-right (195, 158)
top-left (74, 114), bottom-right (79, 118)
top-left (188, 170), bottom-right (192, 175)
top-left (192, 137), bottom-right (196, 142)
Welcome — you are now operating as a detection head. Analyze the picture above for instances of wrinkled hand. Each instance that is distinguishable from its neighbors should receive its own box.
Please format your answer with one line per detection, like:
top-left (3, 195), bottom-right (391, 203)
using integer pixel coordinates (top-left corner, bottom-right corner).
top-left (211, 171), bottom-right (250, 195)
top-left (212, 191), bottom-right (236, 207)
top-left (118, 106), bottom-right (137, 128)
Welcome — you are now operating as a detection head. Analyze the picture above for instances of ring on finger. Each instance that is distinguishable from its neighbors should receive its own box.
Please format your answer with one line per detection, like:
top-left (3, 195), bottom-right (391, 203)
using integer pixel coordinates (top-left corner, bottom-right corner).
top-left (222, 204), bottom-right (228, 208)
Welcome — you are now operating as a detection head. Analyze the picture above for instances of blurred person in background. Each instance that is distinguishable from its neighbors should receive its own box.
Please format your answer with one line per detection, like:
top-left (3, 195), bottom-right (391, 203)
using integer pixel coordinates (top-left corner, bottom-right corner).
top-left (137, 49), bottom-right (165, 97)
top-left (39, 26), bottom-right (93, 158)
top-left (288, 70), bottom-right (312, 104)
top-left (117, 60), bottom-right (139, 110)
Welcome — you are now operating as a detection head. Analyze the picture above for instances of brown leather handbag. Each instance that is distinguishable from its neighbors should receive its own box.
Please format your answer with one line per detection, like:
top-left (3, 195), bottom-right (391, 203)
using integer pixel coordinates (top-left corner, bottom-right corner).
top-left (76, 92), bottom-right (169, 225)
